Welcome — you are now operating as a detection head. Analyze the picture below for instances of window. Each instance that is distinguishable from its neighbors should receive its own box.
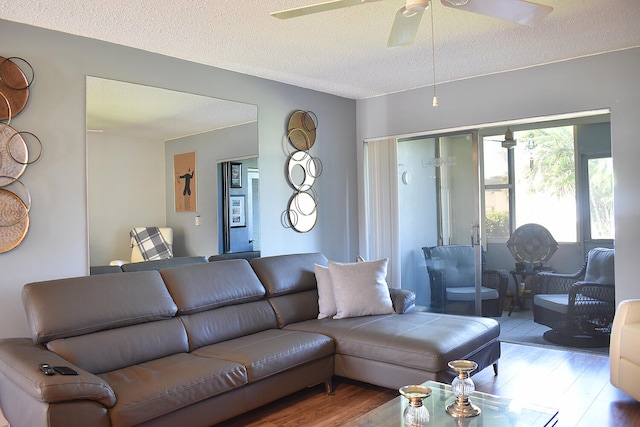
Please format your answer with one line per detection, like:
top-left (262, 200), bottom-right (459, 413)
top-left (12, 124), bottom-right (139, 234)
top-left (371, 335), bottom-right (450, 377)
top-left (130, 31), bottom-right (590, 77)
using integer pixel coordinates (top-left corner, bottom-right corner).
top-left (586, 157), bottom-right (614, 240)
top-left (483, 126), bottom-right (577, 242)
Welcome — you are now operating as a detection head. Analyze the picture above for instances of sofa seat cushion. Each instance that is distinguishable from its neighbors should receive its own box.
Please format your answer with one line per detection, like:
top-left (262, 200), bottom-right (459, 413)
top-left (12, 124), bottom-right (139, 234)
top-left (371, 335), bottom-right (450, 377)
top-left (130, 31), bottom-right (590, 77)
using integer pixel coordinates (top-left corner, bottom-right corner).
top-left (446, 286), bottom-right (499, 301)
top-left (192, 329), bottom-right (334, 382)
top-left (284, 312), bottom-right (499, 373)
top-left (99, 353), bottom-right (246, 427)
top-left (620, 323), bottom-right (640, 366)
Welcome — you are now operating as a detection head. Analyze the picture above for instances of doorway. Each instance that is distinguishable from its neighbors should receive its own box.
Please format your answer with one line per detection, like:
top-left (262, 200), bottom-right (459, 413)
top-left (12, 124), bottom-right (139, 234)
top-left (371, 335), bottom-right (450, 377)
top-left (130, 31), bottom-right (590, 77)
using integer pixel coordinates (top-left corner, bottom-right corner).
top-left (219, 158), bottom-right (260, 254)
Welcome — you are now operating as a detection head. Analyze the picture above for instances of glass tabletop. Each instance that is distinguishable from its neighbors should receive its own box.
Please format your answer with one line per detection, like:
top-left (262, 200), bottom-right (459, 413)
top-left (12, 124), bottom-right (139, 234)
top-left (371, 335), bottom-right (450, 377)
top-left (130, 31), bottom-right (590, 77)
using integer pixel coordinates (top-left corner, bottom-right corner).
top-left (344, 381), bottom-right (558, 427)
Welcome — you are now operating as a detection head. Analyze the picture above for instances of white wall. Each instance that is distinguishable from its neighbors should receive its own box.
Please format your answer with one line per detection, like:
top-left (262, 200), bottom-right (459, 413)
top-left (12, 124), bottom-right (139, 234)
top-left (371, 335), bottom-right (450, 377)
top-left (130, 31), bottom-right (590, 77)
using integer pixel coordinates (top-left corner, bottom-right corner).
top-left (88, 133), bottom-right (166, 265)
top-left (357, 48), bottom-right (640, 304)
top-left (0, 19), bottom-right (357, 339)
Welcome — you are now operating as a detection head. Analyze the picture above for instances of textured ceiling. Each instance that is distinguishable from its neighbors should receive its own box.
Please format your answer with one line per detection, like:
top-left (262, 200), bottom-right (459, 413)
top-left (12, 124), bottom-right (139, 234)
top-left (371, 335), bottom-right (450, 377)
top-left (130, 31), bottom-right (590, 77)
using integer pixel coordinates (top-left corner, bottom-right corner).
top-left (3, 0), bottom-right (639, 138)
top-left (4, 0), bottom-right (639, 99)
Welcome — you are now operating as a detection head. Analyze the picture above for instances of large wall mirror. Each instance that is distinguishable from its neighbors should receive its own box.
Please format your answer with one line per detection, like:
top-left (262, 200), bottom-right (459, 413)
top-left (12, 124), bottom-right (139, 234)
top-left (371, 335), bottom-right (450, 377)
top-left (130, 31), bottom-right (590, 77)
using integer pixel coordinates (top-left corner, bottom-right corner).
top-left (86, 76), bottom-right (258, 267)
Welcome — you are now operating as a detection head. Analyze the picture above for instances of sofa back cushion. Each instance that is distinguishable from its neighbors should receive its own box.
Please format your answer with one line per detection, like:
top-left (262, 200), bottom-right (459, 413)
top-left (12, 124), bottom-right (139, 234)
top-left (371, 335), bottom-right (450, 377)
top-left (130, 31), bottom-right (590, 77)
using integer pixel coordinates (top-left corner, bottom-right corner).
top-left (160, 260), bottom-right (266, 315)
top-left (251, 253), bottom-right (327, 327)
top-left (22, 271), bottom-right (178, 345)
top-left (47, 318), bottom-right (188, 374)
top-left (120, 256), bottom-right (208, 272)
top-left (180, 300), bottom-right (278, 351)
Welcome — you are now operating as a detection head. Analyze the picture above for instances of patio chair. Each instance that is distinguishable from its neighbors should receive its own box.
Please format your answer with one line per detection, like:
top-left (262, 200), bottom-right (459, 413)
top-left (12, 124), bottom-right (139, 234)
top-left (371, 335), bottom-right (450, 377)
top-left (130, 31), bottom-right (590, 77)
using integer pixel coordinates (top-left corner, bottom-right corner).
top-left (533, 247), bottom-right (615, 347)
top-left (422, 245), bottom-right (509, 317)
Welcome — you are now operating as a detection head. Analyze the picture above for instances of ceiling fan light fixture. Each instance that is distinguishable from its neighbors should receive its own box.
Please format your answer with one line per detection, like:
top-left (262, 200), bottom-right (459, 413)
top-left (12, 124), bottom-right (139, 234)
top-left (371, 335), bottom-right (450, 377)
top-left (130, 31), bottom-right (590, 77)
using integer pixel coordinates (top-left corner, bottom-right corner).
top-left (403, 0), bottom-right (429, 17)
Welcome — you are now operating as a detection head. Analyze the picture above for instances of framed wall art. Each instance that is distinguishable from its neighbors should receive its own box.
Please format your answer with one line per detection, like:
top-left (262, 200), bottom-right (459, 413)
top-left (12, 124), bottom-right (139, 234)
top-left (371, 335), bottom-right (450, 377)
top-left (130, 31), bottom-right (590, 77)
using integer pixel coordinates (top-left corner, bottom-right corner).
top-left (229, 195), bottom-right (246, 227)
top-left (230, 162), bottom-right (242, 188)
top-left (174, 151), bottom-right (196, 212)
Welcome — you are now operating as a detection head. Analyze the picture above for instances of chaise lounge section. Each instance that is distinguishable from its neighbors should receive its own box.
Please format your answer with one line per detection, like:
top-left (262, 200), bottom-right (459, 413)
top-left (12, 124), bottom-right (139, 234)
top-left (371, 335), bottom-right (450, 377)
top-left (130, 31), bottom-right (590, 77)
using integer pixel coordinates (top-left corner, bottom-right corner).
top-left (0, 253), bottom-right (500, 426)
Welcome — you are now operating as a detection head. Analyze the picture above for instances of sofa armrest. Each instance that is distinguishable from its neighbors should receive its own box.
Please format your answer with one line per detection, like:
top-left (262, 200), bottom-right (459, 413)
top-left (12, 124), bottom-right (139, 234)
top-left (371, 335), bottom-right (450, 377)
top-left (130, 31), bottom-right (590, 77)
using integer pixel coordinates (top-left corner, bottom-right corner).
top-left (0, 338), bottom-right (116, 407)
top-left (389, 288), bottom-right (416, 314)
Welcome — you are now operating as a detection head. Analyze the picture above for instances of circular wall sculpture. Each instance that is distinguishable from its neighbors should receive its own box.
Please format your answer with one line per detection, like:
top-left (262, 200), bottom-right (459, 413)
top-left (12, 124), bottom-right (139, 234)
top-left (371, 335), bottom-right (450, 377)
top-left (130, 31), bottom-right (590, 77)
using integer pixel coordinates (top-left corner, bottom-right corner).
top-left (0, 56), bottom-right (39, 254)
top-left (282, 110), bottom-right (322, 233)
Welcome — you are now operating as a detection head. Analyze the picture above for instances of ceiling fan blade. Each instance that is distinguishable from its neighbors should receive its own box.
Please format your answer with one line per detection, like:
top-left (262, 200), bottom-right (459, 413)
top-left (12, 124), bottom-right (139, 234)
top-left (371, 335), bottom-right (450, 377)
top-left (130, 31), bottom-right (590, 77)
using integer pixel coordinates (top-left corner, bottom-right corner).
top-left (440, 0), bottom-right (552, 26)
top-left (388, 7), bottom-right (425, 47)
top-left (271, 0), bottom-right (380, 19)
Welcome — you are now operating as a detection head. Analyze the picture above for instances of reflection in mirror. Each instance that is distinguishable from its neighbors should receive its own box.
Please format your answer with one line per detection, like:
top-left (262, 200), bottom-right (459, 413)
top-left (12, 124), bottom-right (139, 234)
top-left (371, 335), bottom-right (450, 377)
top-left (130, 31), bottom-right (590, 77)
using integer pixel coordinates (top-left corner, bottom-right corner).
top-left (86, 77), bottom-right (258, 267)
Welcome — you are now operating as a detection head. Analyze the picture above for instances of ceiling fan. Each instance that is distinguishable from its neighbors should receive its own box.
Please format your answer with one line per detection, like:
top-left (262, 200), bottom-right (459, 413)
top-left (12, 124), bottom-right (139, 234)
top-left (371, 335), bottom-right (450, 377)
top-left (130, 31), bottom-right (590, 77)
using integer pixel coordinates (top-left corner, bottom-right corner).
top-left (486, 127), bottom-right (517, 149)
top-left (271, 0), bottom-right (553, 47)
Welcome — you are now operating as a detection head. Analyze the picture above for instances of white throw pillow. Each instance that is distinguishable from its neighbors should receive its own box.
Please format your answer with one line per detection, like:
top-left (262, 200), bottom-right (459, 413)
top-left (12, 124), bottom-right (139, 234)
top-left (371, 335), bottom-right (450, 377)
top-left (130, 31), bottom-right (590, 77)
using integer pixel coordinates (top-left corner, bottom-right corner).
top-left (314, 264), bottom-right (336, 319)
top-left (328, 259), bottom-right (394, 319)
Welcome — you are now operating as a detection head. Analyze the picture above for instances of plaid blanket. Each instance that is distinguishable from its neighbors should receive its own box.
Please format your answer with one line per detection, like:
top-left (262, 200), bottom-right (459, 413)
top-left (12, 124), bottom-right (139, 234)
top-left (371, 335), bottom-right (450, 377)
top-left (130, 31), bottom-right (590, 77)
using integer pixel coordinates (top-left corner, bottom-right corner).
top-left (130, 227), bottom-right (173, 261)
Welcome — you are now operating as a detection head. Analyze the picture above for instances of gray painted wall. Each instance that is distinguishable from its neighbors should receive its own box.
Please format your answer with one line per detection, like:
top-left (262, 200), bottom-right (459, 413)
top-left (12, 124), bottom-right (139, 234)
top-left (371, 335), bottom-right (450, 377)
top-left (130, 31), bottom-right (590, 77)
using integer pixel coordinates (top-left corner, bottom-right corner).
top-left (88, 132), bottom-right (167, 265)
top-left (0, 19), bottom-right (357, 338)
top-left (357, 47), bottom-right (640, 304)
top-left (164, 122), bottom-right (258, 259)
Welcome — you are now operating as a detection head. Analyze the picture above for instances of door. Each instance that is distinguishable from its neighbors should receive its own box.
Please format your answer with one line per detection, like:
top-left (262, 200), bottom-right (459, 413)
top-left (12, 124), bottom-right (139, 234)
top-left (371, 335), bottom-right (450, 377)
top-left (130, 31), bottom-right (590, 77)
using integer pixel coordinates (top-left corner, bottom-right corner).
top-left (397, 132), bottom-right (483, 315)
top-left (437, 133), bottom-right (482, 315)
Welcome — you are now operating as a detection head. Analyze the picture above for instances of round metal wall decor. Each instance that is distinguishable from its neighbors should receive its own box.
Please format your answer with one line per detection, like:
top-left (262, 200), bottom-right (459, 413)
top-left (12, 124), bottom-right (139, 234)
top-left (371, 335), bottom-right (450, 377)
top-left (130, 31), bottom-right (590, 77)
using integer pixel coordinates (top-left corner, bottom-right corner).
top-left (287, 110), bottom-right (317, 151)
top-left (0, 54), bottom-right (37, 254)
top-left (507, 223), bottom-right (558, 265)
top-left (0, 185), bottom-right (30, 253)
top-left (0, 56), bottom-right (32, 120)
top-left (283, 110), bottom-right (321, 232)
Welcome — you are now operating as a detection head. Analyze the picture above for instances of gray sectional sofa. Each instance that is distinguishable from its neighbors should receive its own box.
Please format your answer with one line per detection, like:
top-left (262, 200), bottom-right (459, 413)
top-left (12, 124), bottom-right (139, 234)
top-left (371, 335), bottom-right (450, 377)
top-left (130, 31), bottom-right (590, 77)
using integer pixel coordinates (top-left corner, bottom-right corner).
top-left (0, 253), bottom-right (500, 427)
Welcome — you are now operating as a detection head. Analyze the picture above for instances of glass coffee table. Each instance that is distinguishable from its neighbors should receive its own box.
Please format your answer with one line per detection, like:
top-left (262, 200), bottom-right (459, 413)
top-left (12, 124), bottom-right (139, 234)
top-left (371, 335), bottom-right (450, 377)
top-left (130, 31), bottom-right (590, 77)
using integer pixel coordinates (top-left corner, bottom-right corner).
top-left (344, 381), bottom-right (558, 426)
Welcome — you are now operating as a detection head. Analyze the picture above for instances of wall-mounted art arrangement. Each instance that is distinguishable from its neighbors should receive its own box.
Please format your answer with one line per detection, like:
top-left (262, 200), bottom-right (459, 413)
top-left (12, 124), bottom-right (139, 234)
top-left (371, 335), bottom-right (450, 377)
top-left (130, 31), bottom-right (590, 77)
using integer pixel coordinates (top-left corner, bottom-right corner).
top-left (229, 195), bottom-right (246, 228)
top-left (281, 110), bottom-right (322, 233)
top-left (0, 55), bottom-right (40, 254)
top-left (174, 151), bottom-right (197, 212)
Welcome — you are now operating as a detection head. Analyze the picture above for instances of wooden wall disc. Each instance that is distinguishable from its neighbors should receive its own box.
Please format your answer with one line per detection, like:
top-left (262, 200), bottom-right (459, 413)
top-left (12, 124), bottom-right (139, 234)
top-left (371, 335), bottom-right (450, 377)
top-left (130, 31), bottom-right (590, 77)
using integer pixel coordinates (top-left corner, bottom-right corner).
top-left (287, 110), bottom-right (316, 150)
top-left (0, 56), bottom-right (30, 120)
top-left (0, 125), bottom-right (27, 186)
top-left (0, 189), bottom-right (29, 253)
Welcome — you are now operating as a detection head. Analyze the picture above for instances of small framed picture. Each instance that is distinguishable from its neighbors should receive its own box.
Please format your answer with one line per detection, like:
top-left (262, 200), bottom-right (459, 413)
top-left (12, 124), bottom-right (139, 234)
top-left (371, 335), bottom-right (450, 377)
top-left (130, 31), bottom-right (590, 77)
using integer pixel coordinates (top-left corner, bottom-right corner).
top-left (229, 195), bottom-right (246, 227)
top-left (230, 162), bottom-right (242, 188)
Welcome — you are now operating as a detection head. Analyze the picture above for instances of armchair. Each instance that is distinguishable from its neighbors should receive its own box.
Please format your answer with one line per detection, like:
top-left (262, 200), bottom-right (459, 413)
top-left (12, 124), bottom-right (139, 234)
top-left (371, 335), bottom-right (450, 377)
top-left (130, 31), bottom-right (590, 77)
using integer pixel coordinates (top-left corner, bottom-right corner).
top-left (533, 247), bottom-right (615, 347)
top-left (610, 299), bottom-right (640, 401)
top-left (422, 245), bottom-right (509, 317)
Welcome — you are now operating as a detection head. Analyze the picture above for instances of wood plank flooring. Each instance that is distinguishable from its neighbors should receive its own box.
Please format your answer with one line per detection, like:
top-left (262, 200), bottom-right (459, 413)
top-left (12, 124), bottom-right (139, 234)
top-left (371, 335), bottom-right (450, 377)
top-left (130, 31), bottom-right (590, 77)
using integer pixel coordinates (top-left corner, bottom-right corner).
top-left (217, 342), bottom-right (640, 427)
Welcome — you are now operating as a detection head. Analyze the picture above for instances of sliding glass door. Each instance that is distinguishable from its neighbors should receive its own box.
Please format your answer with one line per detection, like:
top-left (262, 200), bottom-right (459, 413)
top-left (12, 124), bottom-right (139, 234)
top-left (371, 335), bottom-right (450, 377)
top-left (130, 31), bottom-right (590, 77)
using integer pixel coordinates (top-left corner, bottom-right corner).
top-left (365, 133), bottom-right (481, 314)
top-left (396, 132), bottom-right (483, 315)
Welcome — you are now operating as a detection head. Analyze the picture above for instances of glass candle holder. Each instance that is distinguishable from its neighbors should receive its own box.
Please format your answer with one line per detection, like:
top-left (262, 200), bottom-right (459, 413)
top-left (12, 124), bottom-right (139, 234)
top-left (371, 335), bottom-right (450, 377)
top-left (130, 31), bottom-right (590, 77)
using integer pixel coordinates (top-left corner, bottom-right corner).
top-left (399, 385), bottom-right (431, 426)
top-left (446, 360), bottom-right (481, 418)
